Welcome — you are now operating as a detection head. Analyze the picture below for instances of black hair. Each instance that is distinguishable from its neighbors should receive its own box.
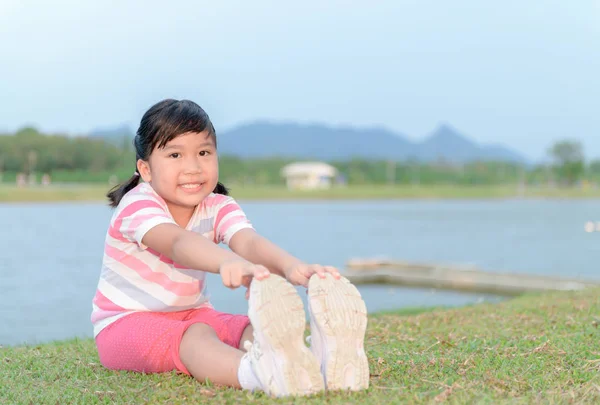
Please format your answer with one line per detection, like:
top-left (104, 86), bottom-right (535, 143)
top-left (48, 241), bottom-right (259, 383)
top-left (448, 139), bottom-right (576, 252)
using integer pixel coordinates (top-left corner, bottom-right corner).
top-left (107, 99), bottom-right (228, 207)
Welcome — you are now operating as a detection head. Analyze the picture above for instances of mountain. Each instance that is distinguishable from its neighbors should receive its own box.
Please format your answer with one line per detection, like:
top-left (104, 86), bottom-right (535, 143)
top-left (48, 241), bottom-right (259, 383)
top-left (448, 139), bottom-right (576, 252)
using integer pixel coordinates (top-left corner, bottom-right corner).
top-left (416, 124), bottom-right (526, 163)
top-left (216, 121), bottom-right (418, 160)
top-left (86, 121), bottom-right (529, 163)
top-left (217, 121), bottom-right (528, 163)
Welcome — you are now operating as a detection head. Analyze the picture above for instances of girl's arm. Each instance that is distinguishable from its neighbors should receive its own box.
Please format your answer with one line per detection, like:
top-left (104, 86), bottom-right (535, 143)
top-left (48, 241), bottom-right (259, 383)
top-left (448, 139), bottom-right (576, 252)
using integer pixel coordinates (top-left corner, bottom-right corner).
top-left (143, 223), bottom-right (245, 273)
top-left (142, 224), bottom-right (270, 288)
top-left (229, 228), bottom-right (340, 286)
top-left (228, 228), bottom-right (302, 277)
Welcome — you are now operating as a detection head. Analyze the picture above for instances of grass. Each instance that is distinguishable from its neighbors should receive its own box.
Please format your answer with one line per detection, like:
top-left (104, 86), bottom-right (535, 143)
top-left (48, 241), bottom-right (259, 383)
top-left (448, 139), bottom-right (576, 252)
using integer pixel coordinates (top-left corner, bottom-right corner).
top-left (0, 184), bottom-right (109, 203)
top-left (2, 183), bottom-right (600, 203)
top-left (2, 288), bottom-right (599, 404)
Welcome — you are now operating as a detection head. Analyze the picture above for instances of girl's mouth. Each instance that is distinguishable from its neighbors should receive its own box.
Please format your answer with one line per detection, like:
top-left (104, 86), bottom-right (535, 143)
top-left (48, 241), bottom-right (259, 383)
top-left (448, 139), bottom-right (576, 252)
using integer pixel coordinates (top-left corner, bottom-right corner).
top-left (179, 183), bottom-right (204, 192)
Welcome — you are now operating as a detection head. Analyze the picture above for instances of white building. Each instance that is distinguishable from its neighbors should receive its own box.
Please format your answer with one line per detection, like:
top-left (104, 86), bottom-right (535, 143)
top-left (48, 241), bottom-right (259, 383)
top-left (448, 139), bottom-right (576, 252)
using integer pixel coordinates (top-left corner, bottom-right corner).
top-left (280, 162), bottom-right (338, 190)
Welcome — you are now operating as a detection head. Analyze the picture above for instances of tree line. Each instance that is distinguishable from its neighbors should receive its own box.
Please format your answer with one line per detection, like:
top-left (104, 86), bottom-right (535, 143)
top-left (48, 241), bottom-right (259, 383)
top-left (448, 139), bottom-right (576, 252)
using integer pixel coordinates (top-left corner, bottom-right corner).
top-left (0, 127), bottom-right (125, 174)
top-left (0, 127), bottom-right (598, 187)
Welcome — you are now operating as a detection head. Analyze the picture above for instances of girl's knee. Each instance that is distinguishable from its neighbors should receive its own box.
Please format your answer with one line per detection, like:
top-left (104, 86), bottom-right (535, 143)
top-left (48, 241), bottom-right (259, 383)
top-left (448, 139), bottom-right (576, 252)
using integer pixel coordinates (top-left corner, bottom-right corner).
top-left (180, 323), bottom-right (219, 353)
top-left (182, 322), bottom-right (216, 340)
top-left (239, 324), bottom-right (254, 350)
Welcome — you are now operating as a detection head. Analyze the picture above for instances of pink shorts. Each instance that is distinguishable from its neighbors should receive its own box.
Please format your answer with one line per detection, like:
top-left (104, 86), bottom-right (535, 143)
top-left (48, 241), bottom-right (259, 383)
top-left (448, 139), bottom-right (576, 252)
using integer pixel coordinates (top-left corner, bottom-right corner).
top-left (95, 307), bottom-right (250, 375)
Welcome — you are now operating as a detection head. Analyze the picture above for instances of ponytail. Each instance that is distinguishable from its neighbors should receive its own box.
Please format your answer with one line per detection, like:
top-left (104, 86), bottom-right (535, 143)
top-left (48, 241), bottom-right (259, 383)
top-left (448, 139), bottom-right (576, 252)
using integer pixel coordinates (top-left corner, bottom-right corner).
top-left (107, 173), bottom-right (141, 207)
top-left (213, 182), bottom-right (229, 196)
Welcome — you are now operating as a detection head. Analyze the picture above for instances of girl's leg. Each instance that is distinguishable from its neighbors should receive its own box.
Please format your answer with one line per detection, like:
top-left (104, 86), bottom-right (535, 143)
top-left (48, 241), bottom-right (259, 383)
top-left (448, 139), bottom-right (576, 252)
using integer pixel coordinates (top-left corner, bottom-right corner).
top-left (238, 324), bottom-right (254, 350)
top-left (95, 308), bottom-right (254, 388)
top-left (179, 323), bottom-right (245, 388)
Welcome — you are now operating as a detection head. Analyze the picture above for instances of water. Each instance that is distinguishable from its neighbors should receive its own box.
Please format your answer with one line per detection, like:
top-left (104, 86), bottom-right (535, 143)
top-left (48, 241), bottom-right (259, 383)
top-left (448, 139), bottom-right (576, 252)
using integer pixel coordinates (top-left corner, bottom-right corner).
top-left (1, 199), bottom-right (599, 346)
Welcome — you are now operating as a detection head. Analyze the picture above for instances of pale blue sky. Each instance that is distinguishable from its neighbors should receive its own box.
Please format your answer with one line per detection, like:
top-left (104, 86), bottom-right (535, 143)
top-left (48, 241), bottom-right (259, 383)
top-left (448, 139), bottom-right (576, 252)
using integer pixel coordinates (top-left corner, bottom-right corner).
top-left (1, 0), bottom-right (599, 161)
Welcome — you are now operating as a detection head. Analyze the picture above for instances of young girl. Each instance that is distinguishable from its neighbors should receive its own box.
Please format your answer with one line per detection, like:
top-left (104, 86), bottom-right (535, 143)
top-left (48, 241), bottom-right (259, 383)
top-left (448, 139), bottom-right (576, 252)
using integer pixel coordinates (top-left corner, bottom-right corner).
top-left (91, 99), bottom-right (369, 397)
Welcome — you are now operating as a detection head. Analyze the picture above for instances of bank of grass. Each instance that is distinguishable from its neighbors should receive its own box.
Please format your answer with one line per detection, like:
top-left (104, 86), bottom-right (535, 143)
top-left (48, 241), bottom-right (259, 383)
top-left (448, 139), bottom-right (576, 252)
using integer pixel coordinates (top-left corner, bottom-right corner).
top-left (0, 184), bottom-right (109, 203)
top-left (2, 183), bottom-right (600, 203)
top-left (1, 288), bottom-right (599, 404)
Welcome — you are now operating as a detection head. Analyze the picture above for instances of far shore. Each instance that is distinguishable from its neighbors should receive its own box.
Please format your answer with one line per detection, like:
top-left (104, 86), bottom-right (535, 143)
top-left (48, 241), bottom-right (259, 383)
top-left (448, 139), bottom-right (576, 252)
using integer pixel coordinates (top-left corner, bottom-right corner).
top-left (1, 183), bottom-right (600, 204)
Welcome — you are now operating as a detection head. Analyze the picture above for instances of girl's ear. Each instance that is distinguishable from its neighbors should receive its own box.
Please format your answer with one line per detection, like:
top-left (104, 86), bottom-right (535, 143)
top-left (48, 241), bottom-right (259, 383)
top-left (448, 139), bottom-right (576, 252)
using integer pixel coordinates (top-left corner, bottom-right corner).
top-left (137, 159), bottom-right (151, 182)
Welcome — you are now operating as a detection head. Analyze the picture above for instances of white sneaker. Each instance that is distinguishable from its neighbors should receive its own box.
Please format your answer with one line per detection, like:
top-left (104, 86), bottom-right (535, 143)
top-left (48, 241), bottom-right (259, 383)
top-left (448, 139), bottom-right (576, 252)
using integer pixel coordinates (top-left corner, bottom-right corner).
top-left (307, 273), bottom-right (369, 391)
top-left (246, 275), bottom-right (324, 397)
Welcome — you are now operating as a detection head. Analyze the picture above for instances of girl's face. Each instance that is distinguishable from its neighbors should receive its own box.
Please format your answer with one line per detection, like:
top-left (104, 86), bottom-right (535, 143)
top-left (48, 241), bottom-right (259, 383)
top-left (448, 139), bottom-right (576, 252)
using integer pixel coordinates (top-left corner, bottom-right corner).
top-left (137, 130), bottom-right (219, 221)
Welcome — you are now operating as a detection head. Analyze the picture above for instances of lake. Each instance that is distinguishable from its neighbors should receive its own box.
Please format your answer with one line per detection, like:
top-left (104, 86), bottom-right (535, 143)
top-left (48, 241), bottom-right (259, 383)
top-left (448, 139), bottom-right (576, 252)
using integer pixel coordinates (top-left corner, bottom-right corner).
top-left (1, 198), bottom-right (599, 346)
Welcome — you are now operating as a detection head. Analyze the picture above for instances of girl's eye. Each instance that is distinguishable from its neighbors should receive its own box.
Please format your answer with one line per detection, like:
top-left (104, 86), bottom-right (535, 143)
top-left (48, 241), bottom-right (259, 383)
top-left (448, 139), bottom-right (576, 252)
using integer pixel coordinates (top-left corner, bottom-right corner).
top-left (169, 153), bottom-right (180, 158)
top-left (199, 151), bottom-right (210, 157)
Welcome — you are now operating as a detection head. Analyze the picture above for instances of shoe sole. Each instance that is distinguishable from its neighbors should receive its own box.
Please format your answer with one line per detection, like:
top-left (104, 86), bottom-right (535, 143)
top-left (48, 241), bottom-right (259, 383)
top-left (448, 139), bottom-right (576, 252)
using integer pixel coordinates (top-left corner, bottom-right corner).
top-left (308, 273), bottom-right (369, 391)
top-left (249, 275), bottom-right (324, 397)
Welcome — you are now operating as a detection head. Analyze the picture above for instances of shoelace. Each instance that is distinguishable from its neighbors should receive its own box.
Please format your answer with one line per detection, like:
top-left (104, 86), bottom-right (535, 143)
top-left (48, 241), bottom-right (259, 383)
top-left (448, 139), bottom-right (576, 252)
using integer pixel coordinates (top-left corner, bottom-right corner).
top-left (244, 339), bottom-right (264, 360)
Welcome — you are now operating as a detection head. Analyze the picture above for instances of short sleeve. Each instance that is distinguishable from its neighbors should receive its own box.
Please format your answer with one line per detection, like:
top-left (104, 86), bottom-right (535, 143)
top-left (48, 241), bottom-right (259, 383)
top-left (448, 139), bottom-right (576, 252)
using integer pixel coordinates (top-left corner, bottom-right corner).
top-left (213, 196), bottom-right (253, 245)
top-left (112, 185), bottom-right (177, 249)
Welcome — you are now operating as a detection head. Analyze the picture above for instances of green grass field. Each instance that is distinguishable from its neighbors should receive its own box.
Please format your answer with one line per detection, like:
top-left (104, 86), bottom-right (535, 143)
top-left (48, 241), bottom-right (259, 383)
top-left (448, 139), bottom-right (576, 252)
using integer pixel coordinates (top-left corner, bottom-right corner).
top-left (2, 183), bottom-right (600, 203)
top-left (2, 288), bottom-right (599, 404)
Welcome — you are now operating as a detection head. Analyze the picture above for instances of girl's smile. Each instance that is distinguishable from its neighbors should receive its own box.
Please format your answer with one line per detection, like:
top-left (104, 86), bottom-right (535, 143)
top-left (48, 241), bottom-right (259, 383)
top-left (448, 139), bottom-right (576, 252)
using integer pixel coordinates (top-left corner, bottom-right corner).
top-left (179, 182), bottom-right (205, 193)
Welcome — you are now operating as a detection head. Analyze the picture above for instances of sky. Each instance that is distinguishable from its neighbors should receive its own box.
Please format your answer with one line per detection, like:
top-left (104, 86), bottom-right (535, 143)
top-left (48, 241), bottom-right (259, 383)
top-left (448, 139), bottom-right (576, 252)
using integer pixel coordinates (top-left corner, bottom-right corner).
top-left (0, 0), bottom-right (599, 161)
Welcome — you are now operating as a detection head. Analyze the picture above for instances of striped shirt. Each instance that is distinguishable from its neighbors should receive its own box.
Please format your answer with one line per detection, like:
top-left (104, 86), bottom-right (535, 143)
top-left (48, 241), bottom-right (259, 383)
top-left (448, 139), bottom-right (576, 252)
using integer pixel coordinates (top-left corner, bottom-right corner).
top-left (91, 183), bottom-right (253, 337)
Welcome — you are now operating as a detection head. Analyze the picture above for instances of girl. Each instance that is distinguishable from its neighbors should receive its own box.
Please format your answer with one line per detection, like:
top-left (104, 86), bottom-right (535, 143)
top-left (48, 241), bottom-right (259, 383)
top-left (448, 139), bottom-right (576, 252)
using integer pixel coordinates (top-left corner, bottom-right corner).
top-left (91, 99), bottom-right (369, 397)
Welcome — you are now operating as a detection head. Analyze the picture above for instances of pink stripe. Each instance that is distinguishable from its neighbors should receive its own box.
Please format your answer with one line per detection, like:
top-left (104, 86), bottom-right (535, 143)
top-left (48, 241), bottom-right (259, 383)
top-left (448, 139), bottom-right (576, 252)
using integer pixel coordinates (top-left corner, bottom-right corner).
top-left (214, 203), bottom-right (239, 231)
top-left (145, 248), bottom-right (205, 269)
top-left (114, 200), bottom-right (165, 231)
top-left (107, 226), bottom-right (129, 243)
top-left (108, 214), bottom-right (171, 243)
top-left (104, 245), bottom-right (201, 296)
top-left (218, 216), bottom-right (248, 242)
top-left (93, 290), bottom-right (126, 312)
top-left (91, 309), bottom-right (126, 324)
top-left (146, 247), bottom-right (175, 265)
top-left (130, 212), bottom-right (171, 231)
top-left (107, 212), bottom-right (171, 243)
top-left (109, 199), bottom-right (168, 242)
top-left (203, 194), bottom-right (228, 208)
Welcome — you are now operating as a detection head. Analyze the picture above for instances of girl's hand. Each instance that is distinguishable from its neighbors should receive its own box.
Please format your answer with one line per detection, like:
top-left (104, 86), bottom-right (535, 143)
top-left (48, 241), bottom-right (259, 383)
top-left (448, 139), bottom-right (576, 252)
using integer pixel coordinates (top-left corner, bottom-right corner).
top-left (219, 259), bottom-right (270, 290)
top-left (283, 262), bottom-right (341, 287)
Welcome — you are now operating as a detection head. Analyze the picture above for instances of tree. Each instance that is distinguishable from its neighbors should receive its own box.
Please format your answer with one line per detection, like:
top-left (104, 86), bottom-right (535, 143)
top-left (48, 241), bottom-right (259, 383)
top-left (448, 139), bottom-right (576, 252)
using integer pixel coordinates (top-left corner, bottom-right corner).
top-left (548, 140), bottom-right (585, 186)
top-left (589, 159), bottom-right (600, 174)
top-left (589, 159), bottom-right (600, 183)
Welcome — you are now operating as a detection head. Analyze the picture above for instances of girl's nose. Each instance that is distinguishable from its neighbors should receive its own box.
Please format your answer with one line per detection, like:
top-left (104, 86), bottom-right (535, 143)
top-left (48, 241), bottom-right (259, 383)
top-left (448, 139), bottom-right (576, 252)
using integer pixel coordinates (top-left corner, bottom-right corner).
top-left (184, 157), bottom-right (202, 174)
